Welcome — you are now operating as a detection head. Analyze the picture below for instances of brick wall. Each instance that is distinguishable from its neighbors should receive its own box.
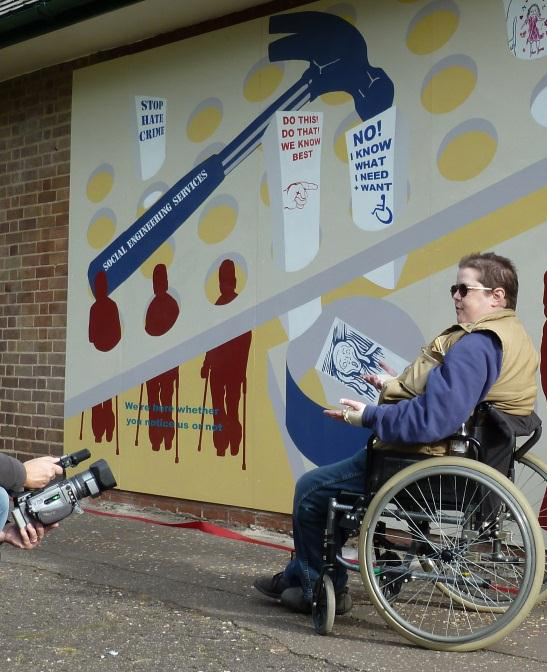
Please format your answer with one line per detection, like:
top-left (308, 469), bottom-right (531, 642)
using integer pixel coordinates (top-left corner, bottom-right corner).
top-left (0, 64), bottom-right (73, 463)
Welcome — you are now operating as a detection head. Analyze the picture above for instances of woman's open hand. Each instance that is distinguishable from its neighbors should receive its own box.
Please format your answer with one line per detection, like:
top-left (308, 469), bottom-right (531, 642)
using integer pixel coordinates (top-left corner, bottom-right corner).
top-left (361, 361), bottom-right (397, 391)
top-left (323, 398), bottom-right (366, 427)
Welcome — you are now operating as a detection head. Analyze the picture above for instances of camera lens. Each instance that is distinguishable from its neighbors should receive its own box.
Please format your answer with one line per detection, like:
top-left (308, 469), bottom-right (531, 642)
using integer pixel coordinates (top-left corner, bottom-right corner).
top-left (69, 472), bottom-right (92, 499)
top-left (66, 460), bottom-right (117, 500)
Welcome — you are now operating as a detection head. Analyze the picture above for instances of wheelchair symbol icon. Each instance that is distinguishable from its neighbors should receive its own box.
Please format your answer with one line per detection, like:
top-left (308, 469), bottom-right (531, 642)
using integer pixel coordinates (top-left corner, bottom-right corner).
top-left (371, 194), bottom-right (393, 225)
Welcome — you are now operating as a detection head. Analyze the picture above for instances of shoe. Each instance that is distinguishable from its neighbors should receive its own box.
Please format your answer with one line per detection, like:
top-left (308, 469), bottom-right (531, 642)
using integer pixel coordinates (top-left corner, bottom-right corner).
top-left (253, 572), bottom-right (290, 600)
top-left (334, 587), bottom-right (353, 615)
top-left (280, 587), bottom-right (311, 614)
top-left (281, 586), bottom-right (353, 616)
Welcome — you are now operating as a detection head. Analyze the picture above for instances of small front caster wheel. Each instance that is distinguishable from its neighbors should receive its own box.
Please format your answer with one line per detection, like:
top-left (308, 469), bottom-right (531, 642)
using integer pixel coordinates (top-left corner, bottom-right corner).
top-left (312, 574), bottom-right (335, 635)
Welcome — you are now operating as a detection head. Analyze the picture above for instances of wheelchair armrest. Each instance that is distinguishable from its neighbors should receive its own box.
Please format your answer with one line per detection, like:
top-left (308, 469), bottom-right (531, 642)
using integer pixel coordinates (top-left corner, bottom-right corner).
top-left (514, 423), bottom-right (542, 460)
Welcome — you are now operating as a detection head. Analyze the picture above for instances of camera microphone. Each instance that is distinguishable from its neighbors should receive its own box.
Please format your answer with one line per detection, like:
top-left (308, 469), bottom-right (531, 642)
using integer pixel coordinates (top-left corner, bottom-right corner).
top-left (59, 448), bottom-right (91, 470)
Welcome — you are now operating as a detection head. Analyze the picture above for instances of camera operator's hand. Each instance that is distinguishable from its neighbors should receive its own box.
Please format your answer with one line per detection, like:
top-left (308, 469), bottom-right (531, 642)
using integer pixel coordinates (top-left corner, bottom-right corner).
top-left (0, 520), bottom-right (58, 550)
top-left (23, 456), bottom-right (63, 489)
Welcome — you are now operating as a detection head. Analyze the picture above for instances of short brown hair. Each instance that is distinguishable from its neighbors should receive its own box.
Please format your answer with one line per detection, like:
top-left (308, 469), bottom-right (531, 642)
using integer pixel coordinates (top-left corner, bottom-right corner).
top-left (458, 252), bottom-right (518, 309)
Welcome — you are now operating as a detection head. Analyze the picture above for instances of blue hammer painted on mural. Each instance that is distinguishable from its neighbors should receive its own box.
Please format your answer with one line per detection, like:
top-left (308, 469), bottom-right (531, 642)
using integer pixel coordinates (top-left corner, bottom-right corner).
top-left (87, 12), bottom-right (394, 295)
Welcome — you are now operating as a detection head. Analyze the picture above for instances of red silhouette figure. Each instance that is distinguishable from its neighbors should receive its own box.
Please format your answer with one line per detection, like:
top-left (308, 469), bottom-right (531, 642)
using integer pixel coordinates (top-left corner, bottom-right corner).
top-left (88, 271), bottom-right (121, 443)
top-left (200, 260), bottom-right (252, 457)
top-left (91, 400), bottom-right (115, 444)
top-left (145, 264), bottom-right (179, 336)
top-left (146, 367), bottom-right (179, 452)
top-left (540, 270), bottom-right (547, 529)
top-left (89, 271), bottom-right (121, 352)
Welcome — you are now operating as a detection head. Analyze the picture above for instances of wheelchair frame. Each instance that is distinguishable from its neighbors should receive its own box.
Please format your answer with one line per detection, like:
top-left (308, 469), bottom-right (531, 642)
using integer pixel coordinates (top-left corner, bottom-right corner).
top-left (311, 415), bottom-right (546, 652)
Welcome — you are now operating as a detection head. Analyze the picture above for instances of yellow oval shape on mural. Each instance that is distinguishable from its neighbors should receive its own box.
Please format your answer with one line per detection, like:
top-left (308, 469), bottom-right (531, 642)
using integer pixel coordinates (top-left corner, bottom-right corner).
top-left (244, 64), bottom-right (283, 102)
top-left (199, 203), bottom-right (237, 244)
top-left (438, 131), bottom-right (497, 181)
top-left (422, 65), bottom-right (476, 113)
top-left (187, 105), bottom-right (222, 143)
top-left (407, 10), bottom-right (459, 54)
top-left (321, 91), bottom-right (353, 106)
top-left (87, 214), bottom-right (115, 249)
top-left (140, 242), bottom-right (174, 278)
top-left (86, 170), bottom-right (113, 203)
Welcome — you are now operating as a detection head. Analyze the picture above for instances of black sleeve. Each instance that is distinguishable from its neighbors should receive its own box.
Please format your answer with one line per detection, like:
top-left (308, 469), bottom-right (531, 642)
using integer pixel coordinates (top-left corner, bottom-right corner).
top-left (0, 453), bottom-right (26, 491)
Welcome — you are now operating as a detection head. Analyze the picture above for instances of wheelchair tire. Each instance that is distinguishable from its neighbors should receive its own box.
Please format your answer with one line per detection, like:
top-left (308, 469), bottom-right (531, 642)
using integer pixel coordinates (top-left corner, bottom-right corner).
top-left (513, 452), bottom-right (547, 603)
top-left (425, 451), bottom-right (547, 611)
top-left (358, 457), bottom-right (544, 652)
top-left (312, 574), bottom-right (335, 636)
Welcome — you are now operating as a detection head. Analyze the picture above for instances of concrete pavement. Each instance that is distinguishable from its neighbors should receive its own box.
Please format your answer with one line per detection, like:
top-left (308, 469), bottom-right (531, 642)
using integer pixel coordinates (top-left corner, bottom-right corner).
top-left (1, 500), bottom-right (545, 672)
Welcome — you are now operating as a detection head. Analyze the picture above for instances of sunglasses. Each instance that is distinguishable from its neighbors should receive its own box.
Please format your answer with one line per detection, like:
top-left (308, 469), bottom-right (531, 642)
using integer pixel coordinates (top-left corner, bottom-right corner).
top-left (450, 284), bottom-right (493, 298)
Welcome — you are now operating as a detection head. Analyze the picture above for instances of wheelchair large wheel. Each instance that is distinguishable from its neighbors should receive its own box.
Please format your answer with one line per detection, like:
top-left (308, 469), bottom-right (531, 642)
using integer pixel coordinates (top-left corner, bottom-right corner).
top-left (358, 457), bottom-right (544, 652)
top-left (312, 574), bottom-right (335, 635)
top-left (513, 452), bottom-right (547, 602)
top-left (425, 452), bottom-right (547, 611)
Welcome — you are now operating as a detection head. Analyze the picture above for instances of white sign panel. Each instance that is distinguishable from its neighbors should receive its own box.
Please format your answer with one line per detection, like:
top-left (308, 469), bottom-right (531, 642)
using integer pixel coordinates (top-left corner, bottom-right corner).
top-left (263, 111), bottom-right (323, 272)
top-left (135, 96), bottom-right (167, 180)
top-left (346, 106), bottom-right (397, 232)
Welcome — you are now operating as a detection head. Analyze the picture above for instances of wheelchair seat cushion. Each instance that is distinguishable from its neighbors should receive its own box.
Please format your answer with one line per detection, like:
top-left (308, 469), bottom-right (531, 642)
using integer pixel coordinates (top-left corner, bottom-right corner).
top-left (371, 437), bottom-right (449, 457)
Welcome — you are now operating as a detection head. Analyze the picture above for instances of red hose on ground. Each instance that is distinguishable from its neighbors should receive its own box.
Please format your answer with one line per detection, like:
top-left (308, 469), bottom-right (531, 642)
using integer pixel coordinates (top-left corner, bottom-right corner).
top-left (84, 506), bottom-right (294, 553)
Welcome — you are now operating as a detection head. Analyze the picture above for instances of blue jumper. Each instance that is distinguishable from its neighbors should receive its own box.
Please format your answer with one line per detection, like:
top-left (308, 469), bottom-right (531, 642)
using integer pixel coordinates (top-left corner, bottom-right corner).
top-left (362, 331), bottom-right (502, 443)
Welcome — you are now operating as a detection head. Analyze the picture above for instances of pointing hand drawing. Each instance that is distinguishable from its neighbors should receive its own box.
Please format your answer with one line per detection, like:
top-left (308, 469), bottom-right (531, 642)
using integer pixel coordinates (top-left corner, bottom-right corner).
top-left (283, 181), bottom-right (318, 210)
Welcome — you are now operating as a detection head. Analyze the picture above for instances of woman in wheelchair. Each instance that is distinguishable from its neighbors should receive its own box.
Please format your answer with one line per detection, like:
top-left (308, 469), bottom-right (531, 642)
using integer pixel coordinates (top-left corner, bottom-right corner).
top-left (254, 252), bottom-right (544, 651)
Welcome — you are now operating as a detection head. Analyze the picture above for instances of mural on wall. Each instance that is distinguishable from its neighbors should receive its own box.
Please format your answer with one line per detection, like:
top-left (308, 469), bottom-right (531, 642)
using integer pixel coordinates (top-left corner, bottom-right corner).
top-left (65, 0), bottom-right (546, 517)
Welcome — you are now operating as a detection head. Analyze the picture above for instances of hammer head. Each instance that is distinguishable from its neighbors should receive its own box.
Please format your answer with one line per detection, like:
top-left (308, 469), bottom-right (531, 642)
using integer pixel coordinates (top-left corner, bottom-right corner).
top-left (269, 11), bottom-right (394, 121)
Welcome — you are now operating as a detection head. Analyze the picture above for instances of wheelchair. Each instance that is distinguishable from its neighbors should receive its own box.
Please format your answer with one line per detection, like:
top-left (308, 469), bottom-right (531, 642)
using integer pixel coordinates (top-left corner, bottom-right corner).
top-left (311, 403), bottom-right (546, 652)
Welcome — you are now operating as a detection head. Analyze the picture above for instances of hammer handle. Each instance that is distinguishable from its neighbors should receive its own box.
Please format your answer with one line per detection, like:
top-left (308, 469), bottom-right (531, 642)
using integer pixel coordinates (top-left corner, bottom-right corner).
top-left (88, 154), bottom-right (225, 296)
top-left (87, 75), bottom-right (311, 296)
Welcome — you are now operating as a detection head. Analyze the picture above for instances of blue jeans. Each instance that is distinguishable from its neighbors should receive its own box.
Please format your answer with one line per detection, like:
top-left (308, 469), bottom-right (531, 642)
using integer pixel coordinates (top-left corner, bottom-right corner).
top-left (0, 486), bottom-right (10, 531)
top-left (283, 449), bottom-right (367, 600)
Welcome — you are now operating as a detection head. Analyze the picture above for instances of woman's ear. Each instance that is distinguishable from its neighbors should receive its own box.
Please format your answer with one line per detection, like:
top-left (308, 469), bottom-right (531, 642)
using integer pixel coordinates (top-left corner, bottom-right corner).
top-left (492, 287), bottom-right (507, 307)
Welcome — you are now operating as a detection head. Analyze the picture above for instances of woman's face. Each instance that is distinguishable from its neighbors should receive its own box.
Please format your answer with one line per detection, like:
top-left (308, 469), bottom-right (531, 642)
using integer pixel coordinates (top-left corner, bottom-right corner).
top-left (452, 267), bottom-right (496, 324)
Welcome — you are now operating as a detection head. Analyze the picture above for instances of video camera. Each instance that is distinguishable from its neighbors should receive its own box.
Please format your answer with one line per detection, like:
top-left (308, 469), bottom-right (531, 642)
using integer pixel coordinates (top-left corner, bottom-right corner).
top-left (12, 449), bottom-right (117, 529)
